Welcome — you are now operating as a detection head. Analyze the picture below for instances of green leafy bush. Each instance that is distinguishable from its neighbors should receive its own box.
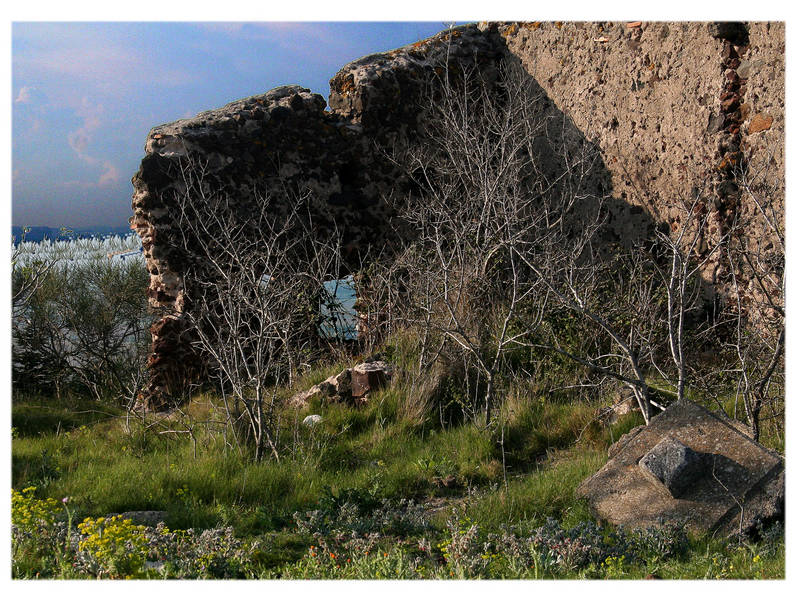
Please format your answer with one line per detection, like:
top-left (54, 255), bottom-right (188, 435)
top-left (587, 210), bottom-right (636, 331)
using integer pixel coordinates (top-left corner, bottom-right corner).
top-left (77, 515), bottom-right (149, 578)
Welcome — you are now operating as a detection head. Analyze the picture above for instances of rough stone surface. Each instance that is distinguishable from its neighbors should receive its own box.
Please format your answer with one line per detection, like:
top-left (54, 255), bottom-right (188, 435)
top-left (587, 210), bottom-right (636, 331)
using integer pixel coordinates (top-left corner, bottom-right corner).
top-left (302, 414), bottom-right (323, 427)
top-left (350, 361), bottom-right (391, 401)
top-left (132, 21), bottom-right (783, 410)
top-left (498, 21), bottom-right (782, 311)
top-left (608, 424), bottom-right (644, 458)
top-left (577, 400), bottom-right (784, 537)
top-left (107, 511), bottom-right (168, 527)
top-left (638, 437), bottom-right (706, 498)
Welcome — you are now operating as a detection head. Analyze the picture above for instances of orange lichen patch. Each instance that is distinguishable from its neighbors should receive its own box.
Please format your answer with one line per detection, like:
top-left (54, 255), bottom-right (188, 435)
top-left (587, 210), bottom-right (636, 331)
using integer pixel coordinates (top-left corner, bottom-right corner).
top-left (522, 22), bottom-right (542, 30)
top-left (335, 74), bottom-right (357, 96)
top-left (748, 113), bottom-right (773, 134)
top-left (717, 152), bottom-right (742, 171)
top-left (555, 21), bottom-right (563, 29)
top-left (502, 23), bottom-right (519, 38)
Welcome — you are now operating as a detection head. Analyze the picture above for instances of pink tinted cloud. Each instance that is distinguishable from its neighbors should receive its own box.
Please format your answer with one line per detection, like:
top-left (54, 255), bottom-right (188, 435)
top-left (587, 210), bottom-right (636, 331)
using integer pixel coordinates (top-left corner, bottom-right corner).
top-left (15, 86), bottom-right (35, 104)
top-left (14, 27), bottom-right (197, 95)
top-left (97, 162), bottom-right (121, 187)
top-left (67, 98), bottom-right (104, 162)
top-left (63, 98), bottom-right (121, 189)
top-left (61, 160), bottom-right (121, 190)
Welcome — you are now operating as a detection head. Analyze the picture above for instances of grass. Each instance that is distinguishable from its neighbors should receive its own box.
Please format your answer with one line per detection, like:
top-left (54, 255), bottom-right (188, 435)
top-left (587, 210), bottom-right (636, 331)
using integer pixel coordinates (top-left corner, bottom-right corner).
top-left (11, 351), bottom-right (785, 579)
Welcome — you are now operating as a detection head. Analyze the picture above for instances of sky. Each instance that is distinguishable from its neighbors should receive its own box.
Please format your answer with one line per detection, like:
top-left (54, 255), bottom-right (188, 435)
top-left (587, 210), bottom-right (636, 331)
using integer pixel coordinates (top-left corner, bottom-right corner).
top-left (6, 1), bottom-right (791, 231)
top-left (10, 20), bottom-right (453, 229)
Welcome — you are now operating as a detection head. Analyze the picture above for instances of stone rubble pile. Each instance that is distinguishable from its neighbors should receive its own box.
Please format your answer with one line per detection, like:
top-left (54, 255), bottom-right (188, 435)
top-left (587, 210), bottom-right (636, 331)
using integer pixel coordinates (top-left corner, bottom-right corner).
top-left (290, 361), bottom-right (393, 408)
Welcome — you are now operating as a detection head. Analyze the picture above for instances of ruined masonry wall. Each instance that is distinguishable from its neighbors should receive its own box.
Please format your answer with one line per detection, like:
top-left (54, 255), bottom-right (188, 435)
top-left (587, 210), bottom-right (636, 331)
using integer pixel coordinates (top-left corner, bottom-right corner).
top-left (499, 21), bottom-right (784, 301)
top-left (131, 22), bottom-right (784, 409)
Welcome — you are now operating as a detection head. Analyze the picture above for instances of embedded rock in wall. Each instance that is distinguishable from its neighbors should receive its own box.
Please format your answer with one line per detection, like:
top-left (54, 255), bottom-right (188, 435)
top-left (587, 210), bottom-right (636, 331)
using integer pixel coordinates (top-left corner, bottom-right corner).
top-left (131, 21), bottom-right (784, 411)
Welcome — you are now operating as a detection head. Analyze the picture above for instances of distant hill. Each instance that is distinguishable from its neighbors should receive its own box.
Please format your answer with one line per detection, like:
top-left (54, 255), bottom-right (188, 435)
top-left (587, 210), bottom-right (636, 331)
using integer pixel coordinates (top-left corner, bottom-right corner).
top-left (12, 225), bottom-right (133, 245)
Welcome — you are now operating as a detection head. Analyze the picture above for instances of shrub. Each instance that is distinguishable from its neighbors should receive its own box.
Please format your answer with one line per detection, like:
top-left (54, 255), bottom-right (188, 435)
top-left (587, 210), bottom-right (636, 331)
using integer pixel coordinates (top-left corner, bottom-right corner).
top-left (293, 488), bottom-right (429, 538)
top-left (77, 515), bottom-right (149, 578)
top-left (11, 487), bottom-right (74, 578)
top-left (12, 486), bottom-right (61, 532)
top-left (12, 251), bottom-right (151, 403)
top-left (144, 524), bottom-right (254, 579)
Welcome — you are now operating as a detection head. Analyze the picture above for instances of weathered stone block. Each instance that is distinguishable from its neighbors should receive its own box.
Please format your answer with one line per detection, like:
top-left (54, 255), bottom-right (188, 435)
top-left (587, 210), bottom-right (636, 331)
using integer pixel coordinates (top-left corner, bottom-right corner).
top-left (577, 400), bottom-right (784, 537)
top-left (350, 361), bottom-right (392, 401)
top-left (638, 437), bottom-right (706, 498)
top-left (289, 362), bottom-right (392, 408)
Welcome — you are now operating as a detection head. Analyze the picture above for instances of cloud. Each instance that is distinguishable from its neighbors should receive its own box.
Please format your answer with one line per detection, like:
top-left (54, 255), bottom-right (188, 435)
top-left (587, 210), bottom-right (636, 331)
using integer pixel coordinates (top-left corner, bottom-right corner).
top-left (61, 160), bottom-right (122, 190)
top-left (60, 162), bottom-right (120, 189)
top-left (67, 98), bottom-right (104, 162)
top-left (20, 46), bottom-right (196, 91)
top-left (97, 162), bottom-right (121, 187)
top-left (15, 86), bottom-right (35, 104)
top-left (62, 97), bottom-right (122, 190)
top-left (192, 22), bottom-right (357, 70)
top-left (13, 24), bottom-right (198, 100)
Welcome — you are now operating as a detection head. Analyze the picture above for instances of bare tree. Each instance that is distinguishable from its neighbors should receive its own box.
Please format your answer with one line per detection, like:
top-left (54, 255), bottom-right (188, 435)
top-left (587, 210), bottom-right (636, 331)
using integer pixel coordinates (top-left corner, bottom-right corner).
top-left (530, 250), bottom-right (661, 422)
top-left (390, 58), bottom-right (542, 425)
top-left (645, 187), bottom-right (730, 403)
top-left (169, 159), bottom-right (343, 461)
top-left (382, 52), bottom-right (768, 429)
top-left (381, 57), bottom-right (624, 425)
top-left (724, 156), bottom-right (784, 442)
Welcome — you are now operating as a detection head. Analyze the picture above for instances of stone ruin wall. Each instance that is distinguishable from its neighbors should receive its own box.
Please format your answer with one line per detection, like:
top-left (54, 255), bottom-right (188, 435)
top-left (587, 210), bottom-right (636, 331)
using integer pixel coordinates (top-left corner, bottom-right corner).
top-left (130, 26), bottom-right (509, 408)
top-left (499, 21), bottom-right (785, 309)
top-left (131, 22), bottom-right (784, 409)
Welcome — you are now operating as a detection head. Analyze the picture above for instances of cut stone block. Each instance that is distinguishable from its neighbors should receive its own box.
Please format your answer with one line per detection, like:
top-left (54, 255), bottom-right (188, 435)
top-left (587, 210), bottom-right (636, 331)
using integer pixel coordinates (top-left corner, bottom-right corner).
top-left (289, 361), bottom-right (392, 407)
top-left (350, 361), bottom-right (392, 401)
top-left (577, 400), bottom-right (784, 537)
top-left (638, 437), bottom-right (706, 498)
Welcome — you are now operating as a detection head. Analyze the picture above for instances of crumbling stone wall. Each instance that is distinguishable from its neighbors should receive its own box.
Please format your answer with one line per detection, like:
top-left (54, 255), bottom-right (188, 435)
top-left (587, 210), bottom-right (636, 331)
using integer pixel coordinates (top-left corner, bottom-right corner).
top-left (131, 21), bottom-right (783, 409)
top-left (497, 21), bottom-right (784, 304)
top-left (131, 86), bottom-right (392, 408)
top-left (130, 26), bottom-right (509, 408)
